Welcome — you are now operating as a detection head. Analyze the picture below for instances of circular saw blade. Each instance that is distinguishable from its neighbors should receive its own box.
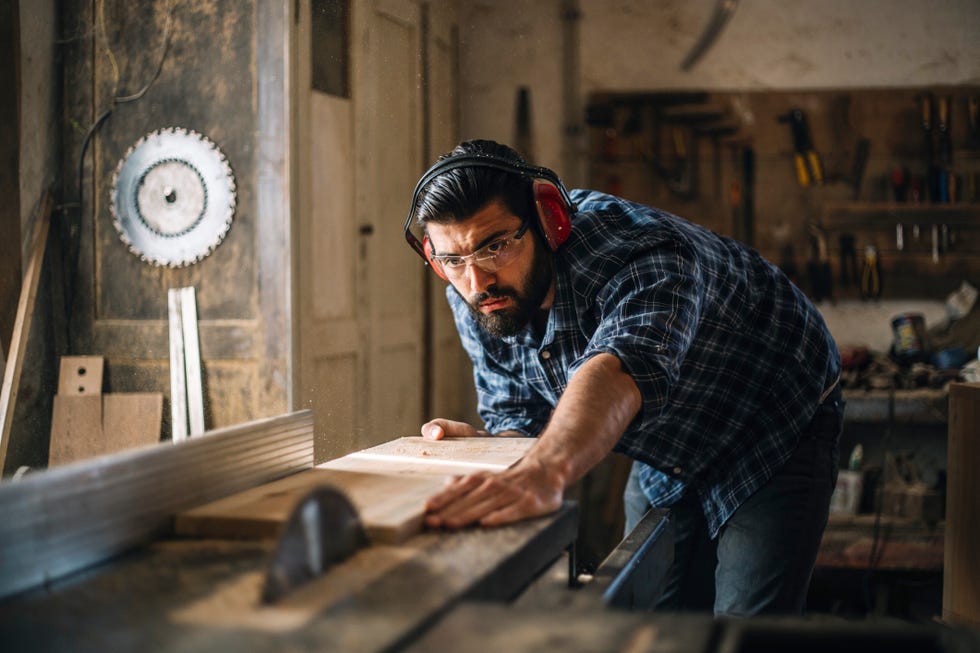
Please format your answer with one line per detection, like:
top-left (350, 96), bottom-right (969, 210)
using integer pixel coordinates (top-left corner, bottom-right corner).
top-left (110, 127), bottom-right (236, 267)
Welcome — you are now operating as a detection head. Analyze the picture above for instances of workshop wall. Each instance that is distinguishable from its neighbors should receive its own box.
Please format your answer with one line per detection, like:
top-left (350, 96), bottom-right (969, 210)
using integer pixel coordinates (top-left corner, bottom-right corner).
top-left (458, 0), bottom-right (980, 186)
top-left (57, 1), bottom-right (290, 439)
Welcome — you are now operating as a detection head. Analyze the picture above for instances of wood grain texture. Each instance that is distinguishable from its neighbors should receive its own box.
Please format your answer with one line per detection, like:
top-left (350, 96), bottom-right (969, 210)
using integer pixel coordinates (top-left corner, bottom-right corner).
top-left (320, 436), bottom-right (535, 476)
top-left (48, 393), bottom-right (163, 467)
top-left (0, 192), bottom-right (51, 470)
top-left (48, 395), bottom-right (103, 467)
top-left (57, 356), bottom-right (104, 396)
top-left (174, 468), bottom-right (448, 544)
top-left (944, 382), bottom-right (980, 625)
top-left (175, 437), bottom-right (535, 544)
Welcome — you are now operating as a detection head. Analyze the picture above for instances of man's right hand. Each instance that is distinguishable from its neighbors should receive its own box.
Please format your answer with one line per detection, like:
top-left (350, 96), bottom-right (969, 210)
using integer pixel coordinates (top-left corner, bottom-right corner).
top-left (420, 419), bottom-right (488, 440)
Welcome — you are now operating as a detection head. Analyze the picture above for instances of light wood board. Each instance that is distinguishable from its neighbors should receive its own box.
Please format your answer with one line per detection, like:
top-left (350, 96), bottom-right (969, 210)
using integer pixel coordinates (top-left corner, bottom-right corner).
top-left (175, 437), bottom-right (535, 545)
top-left (319, 436), bottom-right (535, 477)
top-left (174, 468), bottom-right (449, 544)
top-left (58, 356), bottom-right (104, 396)
top-left (48, 393), bottom-right (163, 467)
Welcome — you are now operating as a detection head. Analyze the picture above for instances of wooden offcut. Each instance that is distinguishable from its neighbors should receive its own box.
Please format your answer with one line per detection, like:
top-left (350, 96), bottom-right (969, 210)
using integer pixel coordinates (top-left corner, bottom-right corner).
top-left (57, 356), bottom-right (104, 396)
top-left (48, 395), bottom-right (103, 467)
top-left (944, 382), bottom-right (980, 625)
top-left (48, 393), bottom-right (163, 467)
top-left (0, 192), bottom-right (52, 471)
top-left (168, 287), bottom-right (205, 441)
top-left (174, 468), bottom-right (448, 544)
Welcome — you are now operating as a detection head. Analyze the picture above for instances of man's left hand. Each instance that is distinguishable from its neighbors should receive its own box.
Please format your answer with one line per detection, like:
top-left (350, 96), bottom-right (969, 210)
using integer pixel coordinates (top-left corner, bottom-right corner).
top-left (423, 459), bottom-right (564, 528)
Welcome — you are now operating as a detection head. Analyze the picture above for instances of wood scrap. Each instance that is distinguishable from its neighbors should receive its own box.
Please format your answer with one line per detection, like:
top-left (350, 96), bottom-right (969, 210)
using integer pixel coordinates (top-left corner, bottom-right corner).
top-left (0, 191), bottom-right (53, 472)
top-left (174, 468), bottom-right (448, 544)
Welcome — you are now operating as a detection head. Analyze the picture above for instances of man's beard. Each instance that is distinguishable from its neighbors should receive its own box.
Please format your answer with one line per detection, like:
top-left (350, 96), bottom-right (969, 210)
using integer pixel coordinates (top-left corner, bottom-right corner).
top-left (465, 240), bottom-right (553, 338)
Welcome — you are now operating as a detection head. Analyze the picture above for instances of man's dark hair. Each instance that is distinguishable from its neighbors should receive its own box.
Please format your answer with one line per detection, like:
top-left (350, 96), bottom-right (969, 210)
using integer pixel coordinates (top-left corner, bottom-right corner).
top-left (414, 140), bottom-right (536, 228)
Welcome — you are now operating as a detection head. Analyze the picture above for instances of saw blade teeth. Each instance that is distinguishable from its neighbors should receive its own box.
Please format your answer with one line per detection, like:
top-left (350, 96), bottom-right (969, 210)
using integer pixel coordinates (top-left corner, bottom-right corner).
top-left (110, 126), bottom-right (237, 268)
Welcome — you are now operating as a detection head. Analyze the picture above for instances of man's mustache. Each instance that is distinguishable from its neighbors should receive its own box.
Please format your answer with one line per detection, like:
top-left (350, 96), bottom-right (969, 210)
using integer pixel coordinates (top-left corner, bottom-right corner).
top-left (470, 287), bottom-right (517, 306)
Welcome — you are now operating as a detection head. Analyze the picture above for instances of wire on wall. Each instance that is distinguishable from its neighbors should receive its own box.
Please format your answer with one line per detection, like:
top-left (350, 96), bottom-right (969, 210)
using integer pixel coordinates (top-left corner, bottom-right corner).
top-left (62, 1), bottom-right (177, 348)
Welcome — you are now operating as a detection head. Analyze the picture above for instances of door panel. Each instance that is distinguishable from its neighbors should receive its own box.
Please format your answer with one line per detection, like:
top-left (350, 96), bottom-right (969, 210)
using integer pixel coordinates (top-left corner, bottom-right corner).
top-left (358, 0), bottom-right (425, 443)
top-left (425, 2), bottom-right (475, 424)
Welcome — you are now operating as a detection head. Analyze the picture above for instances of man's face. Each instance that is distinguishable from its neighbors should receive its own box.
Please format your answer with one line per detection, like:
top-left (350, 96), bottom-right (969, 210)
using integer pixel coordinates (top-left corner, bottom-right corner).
top-left (426, 201), bottom-right (553, 337)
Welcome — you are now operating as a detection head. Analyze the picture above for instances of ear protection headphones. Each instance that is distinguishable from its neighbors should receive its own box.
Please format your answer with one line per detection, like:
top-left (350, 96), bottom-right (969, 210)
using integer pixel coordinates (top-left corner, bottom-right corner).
top-left (403, 154), bottom-right (576, 280)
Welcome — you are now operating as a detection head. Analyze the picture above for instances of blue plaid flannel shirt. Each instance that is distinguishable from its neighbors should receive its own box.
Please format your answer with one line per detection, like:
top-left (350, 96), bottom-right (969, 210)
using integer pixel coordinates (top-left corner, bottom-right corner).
top-left (446, 190), bottom-right (840, 537)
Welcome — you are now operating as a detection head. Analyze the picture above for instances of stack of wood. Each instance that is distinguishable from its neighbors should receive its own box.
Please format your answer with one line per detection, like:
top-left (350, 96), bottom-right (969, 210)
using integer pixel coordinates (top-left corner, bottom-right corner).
top-left (48, 356), bottom-right (163, 467)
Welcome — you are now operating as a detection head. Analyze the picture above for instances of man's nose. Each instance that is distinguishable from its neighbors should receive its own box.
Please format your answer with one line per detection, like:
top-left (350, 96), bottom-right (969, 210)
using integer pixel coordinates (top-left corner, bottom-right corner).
top-left (463, 261), bottom-right (496, 293)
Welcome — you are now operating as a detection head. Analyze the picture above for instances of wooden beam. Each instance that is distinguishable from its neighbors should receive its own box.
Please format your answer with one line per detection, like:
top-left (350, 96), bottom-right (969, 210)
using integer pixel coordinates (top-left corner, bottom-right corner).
top-left (0, 191), bottom-right (52, 472)
top-left (167, 288), bottom-right (188, 442)
top-left (180, 287), bottom-right (205, 436)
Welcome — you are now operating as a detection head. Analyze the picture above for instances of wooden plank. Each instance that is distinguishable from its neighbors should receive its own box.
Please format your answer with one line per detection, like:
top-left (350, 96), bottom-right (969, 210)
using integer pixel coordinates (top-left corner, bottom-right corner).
top-left (944, 382), bottom-right (980, 625)
top-left (174, 468), bottom-right (448, 544)
top-left (0, 410), bottom-right (314, 599)
top-left (48, 395), bottom-right (103, 467)
top-left (103, 393), bottom-right (163, 452)
top-left (49, 393), bottom-right (163, 468)
top-left (320, 436), bottom-right (535, 476)
top-left (58, 356), bottom-right (104, 396)
top-left (180, 287), bottom-right (206, 436)
top-left (168, 288), bottom-right (188, 442)
top-left (0, 191), bottom-right (52, 471)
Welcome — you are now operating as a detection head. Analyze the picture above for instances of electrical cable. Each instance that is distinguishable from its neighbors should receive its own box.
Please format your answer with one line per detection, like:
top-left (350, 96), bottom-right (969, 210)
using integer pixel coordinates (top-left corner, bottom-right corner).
top-left (61, 1), bottom-right (176, 348)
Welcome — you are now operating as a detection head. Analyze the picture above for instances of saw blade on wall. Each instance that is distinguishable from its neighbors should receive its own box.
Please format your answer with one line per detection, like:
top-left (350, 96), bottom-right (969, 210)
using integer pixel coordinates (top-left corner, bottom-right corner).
top-left (110, 127), bottom-right (236, 268)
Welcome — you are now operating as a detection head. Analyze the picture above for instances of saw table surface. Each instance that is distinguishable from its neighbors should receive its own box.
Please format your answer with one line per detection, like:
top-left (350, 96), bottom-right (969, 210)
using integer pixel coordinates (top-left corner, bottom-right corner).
top-left (0, 435), bottom-right (576, 652)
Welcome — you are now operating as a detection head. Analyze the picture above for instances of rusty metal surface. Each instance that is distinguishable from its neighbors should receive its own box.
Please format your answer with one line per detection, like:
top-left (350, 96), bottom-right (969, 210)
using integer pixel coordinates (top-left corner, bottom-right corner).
top-left (0, 505), bottom-right (579, 653)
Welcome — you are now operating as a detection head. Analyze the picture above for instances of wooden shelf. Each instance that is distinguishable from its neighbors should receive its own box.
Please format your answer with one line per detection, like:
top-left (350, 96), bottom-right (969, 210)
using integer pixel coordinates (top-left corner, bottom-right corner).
top-left (823, 202), bottom-right (980, 231)
top-left (843, 388), bottom-right (949, 424)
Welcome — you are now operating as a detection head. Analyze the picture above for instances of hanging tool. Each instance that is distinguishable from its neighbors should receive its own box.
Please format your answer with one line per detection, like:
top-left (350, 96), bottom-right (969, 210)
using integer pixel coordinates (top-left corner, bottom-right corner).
top-left (967, 95), bottom-right (979, 150)
top-left (921, 94), bottom-right (940, 202)
top-left (699, 124), bottom-right (738, 200)
top-left (680, 0), bottom-right (739, 70)
top-left (860, 244), bottom-right (882, 300)
top-left (850, 137), bottom-right (871, 200)
top-left (778, 109), bottom-right (823, 187)
top-left (261, 485), bottom-right (368, 604)
top-left (807, 224), bottom-right (833, 302)
top-left (936, 95), bottom-right (952, 202)
top-left (839, 234), bottom-right (857, 287)
top-left (658, 108), bottom-right (723, 199)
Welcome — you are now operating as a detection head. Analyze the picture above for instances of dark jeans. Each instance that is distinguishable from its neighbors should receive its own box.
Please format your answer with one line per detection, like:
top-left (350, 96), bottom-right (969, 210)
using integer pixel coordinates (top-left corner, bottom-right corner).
top-left (623, 387), bottom-right (844, 616)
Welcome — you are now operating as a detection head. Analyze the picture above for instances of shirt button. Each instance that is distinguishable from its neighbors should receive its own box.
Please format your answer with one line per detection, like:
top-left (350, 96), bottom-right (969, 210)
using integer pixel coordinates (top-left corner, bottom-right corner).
top-left (672, 466), bottom-right (682, 476)
top-left (540, 350), bottom-right (551, 360)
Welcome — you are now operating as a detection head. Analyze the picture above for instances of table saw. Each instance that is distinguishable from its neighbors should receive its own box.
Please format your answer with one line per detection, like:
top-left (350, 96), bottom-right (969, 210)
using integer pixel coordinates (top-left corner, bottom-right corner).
top-left (0, 411), bottom-right (975, 652)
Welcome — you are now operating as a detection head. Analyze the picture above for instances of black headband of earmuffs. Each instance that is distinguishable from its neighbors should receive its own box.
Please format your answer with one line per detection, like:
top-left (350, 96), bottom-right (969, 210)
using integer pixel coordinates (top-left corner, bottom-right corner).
top-left (402, 153), bottom-right (575, 261)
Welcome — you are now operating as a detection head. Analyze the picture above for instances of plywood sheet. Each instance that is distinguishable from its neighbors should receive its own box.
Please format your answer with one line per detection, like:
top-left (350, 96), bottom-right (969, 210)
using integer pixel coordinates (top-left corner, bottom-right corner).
top-left (57, 356), bottom-right (104, 396)
top-left (48, 393), bottom-right (162, 467)
top-left (319, 436), bottom-right (535, 476)
top-left (103, 393), bottom-right (163, 452)
top-left (174, 468), bottom-right (448, 544)
top-left (48, 395), bottom-right (103, 466)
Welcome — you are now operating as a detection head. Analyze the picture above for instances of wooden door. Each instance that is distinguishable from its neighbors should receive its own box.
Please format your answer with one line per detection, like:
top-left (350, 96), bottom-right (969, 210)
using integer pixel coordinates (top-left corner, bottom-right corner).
top-left (424, 1), bottom-right (476, 424)
top-left (297, 0), bottom-right (427, 462)
top-left (356, 0), bottom-right (426, 443)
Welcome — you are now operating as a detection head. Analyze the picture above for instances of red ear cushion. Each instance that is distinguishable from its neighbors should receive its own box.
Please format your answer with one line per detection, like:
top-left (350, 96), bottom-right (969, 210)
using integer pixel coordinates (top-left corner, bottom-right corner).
top-left (533, 180), bottom-right (572, 251)
top-left (422, 235), bottom-right (448, 280)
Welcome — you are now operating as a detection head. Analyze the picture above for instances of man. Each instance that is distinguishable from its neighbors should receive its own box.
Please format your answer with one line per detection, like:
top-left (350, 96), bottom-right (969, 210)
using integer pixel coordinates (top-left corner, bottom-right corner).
top-left (404, 139), bottom-right (842, 616)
